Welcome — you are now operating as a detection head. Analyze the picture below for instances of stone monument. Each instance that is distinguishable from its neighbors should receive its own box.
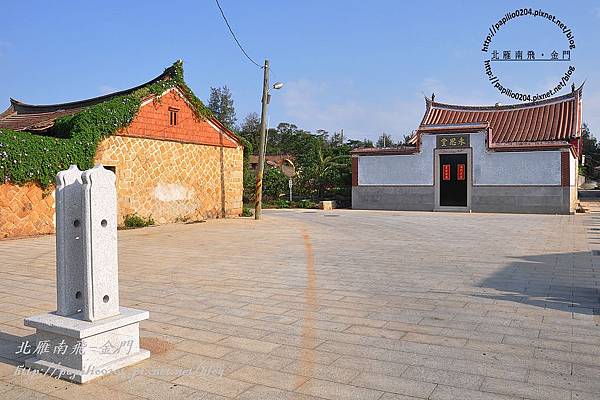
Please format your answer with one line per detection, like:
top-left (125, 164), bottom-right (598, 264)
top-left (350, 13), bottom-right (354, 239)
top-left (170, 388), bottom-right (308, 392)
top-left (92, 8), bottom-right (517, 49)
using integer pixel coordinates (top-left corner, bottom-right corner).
top-left (24, 165), bottom-right (149, 383)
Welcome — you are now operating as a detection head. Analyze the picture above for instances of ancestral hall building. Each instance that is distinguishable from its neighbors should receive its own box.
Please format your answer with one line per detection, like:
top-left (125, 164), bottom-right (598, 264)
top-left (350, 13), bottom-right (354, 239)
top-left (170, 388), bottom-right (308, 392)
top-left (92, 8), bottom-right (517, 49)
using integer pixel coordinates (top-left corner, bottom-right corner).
top-left (0, 62), bottom-right (243, 238)
top-left (351, 87), bottom-right (583, 214)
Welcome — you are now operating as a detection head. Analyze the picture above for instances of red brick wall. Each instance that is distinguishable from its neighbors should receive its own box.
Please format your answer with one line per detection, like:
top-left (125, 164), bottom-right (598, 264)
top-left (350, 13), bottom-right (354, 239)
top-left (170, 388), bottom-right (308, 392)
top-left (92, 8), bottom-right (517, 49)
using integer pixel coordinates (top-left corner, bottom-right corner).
top-left (118, 88), bottom-right (238, 148)
top-left (560, 151), bottom-right (569, 187)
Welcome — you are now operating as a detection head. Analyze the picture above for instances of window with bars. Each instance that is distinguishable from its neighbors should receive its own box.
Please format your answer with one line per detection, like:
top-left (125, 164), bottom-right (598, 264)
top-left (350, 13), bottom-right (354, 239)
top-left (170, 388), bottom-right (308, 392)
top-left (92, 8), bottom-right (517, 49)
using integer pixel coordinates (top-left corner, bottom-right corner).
top-left (169, 107), bottom-right (179, 126)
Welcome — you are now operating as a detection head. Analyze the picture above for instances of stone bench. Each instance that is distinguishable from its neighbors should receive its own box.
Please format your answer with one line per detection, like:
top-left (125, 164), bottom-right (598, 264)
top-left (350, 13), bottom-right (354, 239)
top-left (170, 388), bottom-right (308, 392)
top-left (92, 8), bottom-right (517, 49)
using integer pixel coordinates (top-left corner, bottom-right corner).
top-left (319, 201), bottom-right (336, 210)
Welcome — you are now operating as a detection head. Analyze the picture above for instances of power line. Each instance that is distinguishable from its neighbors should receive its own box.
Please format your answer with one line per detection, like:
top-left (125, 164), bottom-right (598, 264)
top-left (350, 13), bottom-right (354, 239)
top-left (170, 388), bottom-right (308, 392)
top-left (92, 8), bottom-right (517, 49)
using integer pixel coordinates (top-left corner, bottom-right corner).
top-left (214, 0), bottom-right (263, 69)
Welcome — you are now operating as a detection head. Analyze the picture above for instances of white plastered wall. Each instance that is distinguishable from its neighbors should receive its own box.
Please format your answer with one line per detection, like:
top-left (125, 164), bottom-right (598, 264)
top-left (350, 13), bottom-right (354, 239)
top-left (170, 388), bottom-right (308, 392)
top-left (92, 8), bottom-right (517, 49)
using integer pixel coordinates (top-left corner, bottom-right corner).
top-left (470, 133), bottom-right (562, 186)
top-left (358, 135), bottom-right (435, 185)
top-left (358, 132), bottom-right (564, 186)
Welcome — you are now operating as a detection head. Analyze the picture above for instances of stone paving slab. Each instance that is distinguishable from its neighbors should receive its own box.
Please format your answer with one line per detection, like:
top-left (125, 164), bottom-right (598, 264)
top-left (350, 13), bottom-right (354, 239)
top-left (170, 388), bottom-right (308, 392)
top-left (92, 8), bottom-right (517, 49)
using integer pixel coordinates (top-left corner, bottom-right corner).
top-left (0, 209), bottom-right (599, 399)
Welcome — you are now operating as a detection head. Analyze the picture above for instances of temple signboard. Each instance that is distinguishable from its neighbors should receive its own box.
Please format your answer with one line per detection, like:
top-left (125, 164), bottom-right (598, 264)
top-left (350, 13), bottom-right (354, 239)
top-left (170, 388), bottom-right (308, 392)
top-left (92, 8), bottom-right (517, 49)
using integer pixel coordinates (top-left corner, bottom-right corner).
top-left (436, 134), bottom-right (470, 149)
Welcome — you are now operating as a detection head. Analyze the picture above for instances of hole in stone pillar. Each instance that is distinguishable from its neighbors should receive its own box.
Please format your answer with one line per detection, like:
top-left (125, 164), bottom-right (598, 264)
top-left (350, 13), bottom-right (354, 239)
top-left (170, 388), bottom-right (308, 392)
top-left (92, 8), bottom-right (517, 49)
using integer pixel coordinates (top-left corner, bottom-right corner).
top-left (101, 219), bottom-right (107, 227)
top-left (73, 219), bottom-right (80, 227)
top-left (75, 291), bottom-right (82, 299)
top-left (103, 295), bottom-right (109, 303)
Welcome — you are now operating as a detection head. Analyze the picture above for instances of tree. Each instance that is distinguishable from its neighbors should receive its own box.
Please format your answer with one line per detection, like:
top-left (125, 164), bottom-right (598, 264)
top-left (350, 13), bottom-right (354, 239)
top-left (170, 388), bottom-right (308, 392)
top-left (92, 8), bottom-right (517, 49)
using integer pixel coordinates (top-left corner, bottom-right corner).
top-left (582, 123), bottom-right (598, 155)
top-left (581, 123), bottom-right (600, 178)
top-left (266, 123), bottom-right (312, 155)
top-left (376, 133), bottom-right (395, 148)
top-left (329, 130), bottom-right (345, 147)
top-left (239, 112), bottom-right (260, 149)
top-left (208, 86), bottom-right (237, 130)
top-left (311, 146), bottom-right (350, 198)
top-left (347, 139), bottom-right (374, 149)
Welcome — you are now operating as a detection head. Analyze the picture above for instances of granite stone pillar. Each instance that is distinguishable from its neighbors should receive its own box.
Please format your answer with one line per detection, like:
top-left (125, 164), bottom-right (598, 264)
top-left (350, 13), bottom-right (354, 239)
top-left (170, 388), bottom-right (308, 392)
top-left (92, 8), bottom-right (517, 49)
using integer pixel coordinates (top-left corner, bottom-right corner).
top-left (24, 165), bottom-right (149, 383)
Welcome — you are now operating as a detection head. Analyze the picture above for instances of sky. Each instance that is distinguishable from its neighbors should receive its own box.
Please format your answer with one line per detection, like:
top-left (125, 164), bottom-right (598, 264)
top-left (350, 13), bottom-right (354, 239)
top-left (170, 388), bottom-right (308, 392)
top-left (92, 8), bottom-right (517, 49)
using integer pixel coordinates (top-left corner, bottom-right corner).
top-left (0, 1), bottom-right (599, 143)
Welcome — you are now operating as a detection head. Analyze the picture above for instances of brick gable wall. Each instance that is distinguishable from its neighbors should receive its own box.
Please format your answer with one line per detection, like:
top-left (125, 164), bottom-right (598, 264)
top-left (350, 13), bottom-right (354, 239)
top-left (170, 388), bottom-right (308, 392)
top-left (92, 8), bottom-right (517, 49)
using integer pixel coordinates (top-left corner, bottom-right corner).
top-left (118, 88), bottom-right (238, 148)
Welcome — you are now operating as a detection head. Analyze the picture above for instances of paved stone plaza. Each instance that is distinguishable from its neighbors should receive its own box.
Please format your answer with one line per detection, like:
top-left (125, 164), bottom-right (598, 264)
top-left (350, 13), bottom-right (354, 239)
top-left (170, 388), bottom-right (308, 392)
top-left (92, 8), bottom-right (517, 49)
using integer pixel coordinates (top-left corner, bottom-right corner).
top-left (0, 209), bottom-right (599, 399)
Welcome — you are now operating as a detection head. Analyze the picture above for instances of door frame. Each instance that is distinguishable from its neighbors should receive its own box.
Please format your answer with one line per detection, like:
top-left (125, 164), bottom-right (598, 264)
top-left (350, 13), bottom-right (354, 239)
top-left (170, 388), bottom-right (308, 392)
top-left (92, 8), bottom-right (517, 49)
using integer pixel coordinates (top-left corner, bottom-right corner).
top-left (434, 148), bottom-right (472, 212)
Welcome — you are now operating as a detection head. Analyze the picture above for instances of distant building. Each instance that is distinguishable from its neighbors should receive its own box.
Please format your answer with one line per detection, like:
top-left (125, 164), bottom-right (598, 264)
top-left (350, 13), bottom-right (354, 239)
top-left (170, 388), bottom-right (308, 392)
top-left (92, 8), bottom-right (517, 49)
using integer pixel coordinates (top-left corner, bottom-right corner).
top-left (0, 62), bottom-right (243, 238)
top-left (248, 154), bottom-right (294, 171)
top-left (351, 87), bottom-right (583, 214)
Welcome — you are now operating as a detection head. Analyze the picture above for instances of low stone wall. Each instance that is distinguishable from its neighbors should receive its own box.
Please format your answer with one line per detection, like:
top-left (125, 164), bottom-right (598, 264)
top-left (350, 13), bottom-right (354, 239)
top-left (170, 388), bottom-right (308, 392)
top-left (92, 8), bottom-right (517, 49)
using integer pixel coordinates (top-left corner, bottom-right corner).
top-left (352, 185), bottom-right (575, 214)
top-left (471, 186), bottom-right (574, 214)
top-left (0, 183), bottom-right (55, 238)
top-left (352, 186), bottom-right (435, 211)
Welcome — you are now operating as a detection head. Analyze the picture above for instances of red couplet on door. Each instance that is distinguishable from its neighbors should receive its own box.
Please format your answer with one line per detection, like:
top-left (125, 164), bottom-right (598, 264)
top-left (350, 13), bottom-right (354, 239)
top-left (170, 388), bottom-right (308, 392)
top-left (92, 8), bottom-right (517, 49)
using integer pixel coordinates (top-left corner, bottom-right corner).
top-left (442, 164), bottom-right (450, 181)
top-left (457, 164), bottom-right (465, 180)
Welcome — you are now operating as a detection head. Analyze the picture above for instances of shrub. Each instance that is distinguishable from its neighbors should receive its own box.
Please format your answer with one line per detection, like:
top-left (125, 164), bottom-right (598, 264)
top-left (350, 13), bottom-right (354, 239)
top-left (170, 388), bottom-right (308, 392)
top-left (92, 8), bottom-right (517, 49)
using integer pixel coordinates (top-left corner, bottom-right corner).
top-left (241, 206), bottom-right (253, 217)
top-left (296, 199), bottom-right (317, 209)
top-left (271, 199), bottom-right (290, 208)
top-left (123, 213), bottom-right (155, 228)
top-left (263, 167), bottom-right (289, 200)
top-left (243, 167), bottom-right (256, 203)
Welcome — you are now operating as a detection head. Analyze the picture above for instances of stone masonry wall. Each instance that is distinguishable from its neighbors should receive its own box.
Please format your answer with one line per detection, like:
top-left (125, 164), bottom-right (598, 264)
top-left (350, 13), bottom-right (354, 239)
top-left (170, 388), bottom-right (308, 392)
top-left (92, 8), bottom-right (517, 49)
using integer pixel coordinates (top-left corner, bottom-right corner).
top-left (0, 132), bottom-right (243, 238)
top-left (95, 135), bottom-right (243, 224)
top-left (0, 182), bottom-right (55, 238)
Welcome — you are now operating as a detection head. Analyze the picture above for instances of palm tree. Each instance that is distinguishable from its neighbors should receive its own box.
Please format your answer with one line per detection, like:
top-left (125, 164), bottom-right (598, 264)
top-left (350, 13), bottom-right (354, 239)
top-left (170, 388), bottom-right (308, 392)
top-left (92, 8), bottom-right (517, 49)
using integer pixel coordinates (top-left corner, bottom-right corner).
top-left (312, 147), bottom-right (350, 199)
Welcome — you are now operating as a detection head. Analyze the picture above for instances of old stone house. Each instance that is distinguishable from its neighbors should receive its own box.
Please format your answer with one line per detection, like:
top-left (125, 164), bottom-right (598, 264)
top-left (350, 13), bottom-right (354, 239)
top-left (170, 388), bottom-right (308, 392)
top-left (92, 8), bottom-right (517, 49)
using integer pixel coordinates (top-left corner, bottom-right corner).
top-left (0, 62), bottom-right (243, 238)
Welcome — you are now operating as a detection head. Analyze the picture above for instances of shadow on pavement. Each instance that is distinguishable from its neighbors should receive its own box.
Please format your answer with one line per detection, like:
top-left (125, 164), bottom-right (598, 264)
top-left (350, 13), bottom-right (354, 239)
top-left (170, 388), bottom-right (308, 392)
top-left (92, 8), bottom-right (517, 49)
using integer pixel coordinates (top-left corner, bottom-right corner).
top-left (474, 250), bottom-right (600, 315)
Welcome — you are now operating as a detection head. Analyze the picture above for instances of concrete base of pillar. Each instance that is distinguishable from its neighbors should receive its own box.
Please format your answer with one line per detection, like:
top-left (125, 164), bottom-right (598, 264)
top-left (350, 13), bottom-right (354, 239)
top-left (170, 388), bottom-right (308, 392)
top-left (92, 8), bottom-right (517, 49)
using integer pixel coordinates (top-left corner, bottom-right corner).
top-left (23, 307), bottom-right (149, 383)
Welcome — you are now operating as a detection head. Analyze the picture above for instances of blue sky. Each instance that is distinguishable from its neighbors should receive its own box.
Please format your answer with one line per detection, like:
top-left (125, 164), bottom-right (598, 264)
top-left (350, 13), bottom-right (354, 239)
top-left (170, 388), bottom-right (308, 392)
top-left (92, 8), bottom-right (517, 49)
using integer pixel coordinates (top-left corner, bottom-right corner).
top-left (1, 1), bottom-right (599, 142)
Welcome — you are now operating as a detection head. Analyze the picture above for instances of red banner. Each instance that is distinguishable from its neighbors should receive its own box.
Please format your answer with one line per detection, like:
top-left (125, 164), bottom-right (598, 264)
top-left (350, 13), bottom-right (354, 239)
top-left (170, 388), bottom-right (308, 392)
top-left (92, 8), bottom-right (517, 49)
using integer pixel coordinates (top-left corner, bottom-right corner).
top-left (457, 164), bottom-right (465, 180)
top-left (442, 164), bottom-right (450, 181)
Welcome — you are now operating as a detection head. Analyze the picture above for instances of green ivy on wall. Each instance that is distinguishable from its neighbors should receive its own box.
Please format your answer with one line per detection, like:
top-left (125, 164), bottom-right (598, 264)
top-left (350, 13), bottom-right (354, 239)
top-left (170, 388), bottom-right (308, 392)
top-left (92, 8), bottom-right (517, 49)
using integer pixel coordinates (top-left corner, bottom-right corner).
top-left (0, 60), bottom-right (215, 187)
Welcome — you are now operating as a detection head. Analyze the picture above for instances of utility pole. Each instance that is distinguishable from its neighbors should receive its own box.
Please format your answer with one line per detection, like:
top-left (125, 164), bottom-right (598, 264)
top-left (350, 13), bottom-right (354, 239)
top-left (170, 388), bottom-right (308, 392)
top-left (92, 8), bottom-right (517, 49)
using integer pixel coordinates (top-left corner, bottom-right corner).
top-left (254, 59), bottom-right (270, 220)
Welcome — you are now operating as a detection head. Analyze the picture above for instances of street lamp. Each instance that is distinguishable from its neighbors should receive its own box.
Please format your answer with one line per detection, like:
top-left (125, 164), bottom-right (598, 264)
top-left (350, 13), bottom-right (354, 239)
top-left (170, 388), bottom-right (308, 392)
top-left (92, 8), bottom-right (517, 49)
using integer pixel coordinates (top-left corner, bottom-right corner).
top-left (254, 60), bottom-right (283, 220)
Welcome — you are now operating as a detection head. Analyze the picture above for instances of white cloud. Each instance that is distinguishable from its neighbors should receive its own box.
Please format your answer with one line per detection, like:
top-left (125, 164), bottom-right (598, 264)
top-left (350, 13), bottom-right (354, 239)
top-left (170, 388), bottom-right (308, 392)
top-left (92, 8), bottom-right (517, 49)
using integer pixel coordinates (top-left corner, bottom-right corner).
top-left (279, 76), bottom-right (598, 142)
top-left (279, 77), bottom-right (499, 142)
top-left (99, 85), bottom-right (118, 95)
top-left (280, 79), bottom-right (425, 142)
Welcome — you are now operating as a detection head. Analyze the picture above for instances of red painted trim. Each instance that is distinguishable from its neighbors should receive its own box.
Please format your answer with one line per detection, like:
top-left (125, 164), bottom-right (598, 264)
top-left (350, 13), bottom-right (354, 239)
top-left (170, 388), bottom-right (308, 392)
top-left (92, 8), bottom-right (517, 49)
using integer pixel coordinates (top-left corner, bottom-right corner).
top-left (351, 157), bottom-right (358, 187)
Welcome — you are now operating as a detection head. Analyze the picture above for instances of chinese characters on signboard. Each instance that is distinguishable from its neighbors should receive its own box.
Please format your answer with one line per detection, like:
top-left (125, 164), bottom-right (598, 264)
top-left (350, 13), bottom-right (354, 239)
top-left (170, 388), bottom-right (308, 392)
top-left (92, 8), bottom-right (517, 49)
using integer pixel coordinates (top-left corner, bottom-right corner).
top-left (457, 164), bottom-right (465, 180)
top-left (442, 164), bottom-right (450, 181)
top-left (436, 134), bottom-right (470, 149)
